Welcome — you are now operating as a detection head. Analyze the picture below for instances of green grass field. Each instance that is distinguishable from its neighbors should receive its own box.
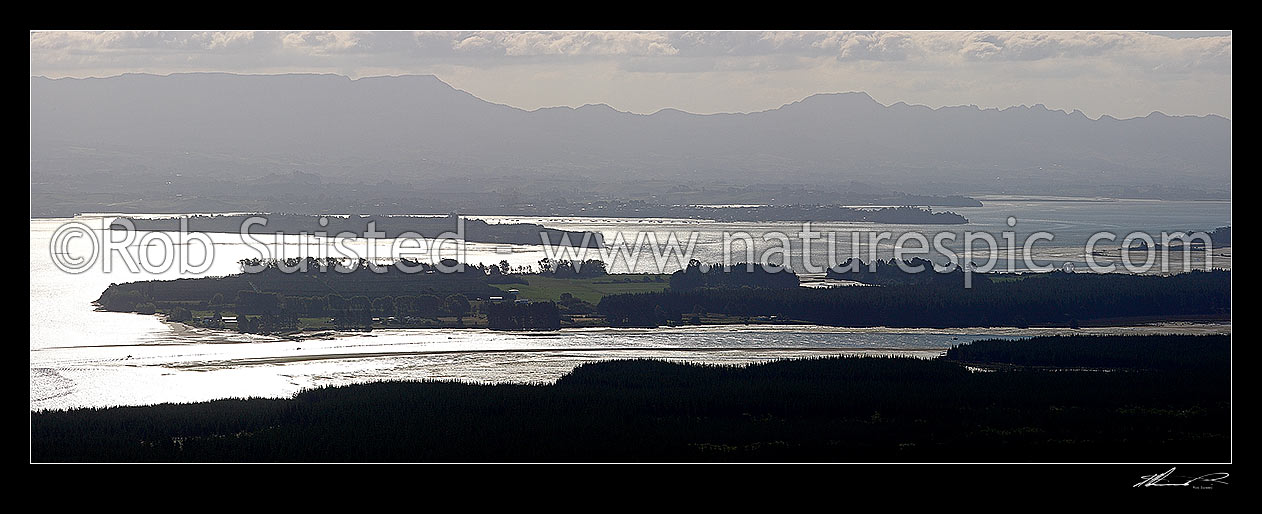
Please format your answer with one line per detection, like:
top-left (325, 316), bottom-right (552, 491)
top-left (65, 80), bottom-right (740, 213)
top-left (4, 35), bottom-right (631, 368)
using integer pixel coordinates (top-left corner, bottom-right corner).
top-left (492, 274), bottom-right (671, 304)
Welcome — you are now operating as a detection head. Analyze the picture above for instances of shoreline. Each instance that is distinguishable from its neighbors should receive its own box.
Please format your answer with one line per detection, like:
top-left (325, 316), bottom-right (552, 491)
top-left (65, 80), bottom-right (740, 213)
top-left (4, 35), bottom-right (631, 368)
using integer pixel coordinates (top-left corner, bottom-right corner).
top-left (160, 316), bottom-right (1232, 341)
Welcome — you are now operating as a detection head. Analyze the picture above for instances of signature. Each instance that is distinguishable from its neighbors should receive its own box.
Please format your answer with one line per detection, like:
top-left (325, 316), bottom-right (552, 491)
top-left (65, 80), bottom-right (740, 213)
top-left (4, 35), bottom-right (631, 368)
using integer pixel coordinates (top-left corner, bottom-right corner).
top-left (1134, 467), bottom-right (1229, 489)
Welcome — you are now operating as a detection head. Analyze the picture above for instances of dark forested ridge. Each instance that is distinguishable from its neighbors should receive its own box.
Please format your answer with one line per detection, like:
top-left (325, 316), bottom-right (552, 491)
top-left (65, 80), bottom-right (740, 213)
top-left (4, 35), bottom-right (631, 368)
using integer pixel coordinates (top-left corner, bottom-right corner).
top-left (30, 334), bottom-right (1229, 462)
top-left (599, 269), bottom-right (1230, 328)
top-left (944, 334), bottom-right (1228, 371)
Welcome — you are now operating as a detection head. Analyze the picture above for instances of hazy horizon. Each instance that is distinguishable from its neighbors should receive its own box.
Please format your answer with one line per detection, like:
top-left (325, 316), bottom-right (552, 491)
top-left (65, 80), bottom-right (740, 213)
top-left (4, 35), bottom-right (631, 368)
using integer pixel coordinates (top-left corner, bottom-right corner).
top-left (30, 30), bottom-right (1232, 120)
top-left (30, 70), bottom-right (1232, 122)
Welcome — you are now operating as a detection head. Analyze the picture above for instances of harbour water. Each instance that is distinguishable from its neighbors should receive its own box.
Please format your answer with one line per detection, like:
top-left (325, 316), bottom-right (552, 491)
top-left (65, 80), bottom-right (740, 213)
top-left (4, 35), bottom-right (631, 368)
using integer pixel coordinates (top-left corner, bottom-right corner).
top-left (29, 198), bottom-right (1231, 410)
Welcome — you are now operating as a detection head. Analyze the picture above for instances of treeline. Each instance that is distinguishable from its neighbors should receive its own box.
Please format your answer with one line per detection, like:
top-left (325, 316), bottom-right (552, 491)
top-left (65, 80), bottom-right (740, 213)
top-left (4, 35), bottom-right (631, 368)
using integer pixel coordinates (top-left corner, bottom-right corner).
top-left (943, 334), bottom-right (1229, 373)
top-left (30, 334), bottom-right (1229, 462)
top-left (669, 260), bottom-right (800, 291)
top-left (599, 270), bottom-right (1230, 328)
top-left (485, 302), bottom-right (561, 330)
top-left (236, 256), bottom-right (525, 280)
top-left (826, 257), bottom-right (983, 286)
top-left (1209, 226), bottom-right (1231, 246)
top-left (535, 258), bottom-right (608, 277)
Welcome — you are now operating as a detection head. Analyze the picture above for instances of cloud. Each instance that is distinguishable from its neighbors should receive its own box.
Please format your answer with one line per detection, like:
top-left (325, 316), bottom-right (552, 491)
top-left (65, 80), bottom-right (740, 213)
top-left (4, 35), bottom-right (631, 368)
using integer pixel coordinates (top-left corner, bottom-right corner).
top-left (191, 31), bottom-right (263, 52)
top-left (452, 31), bottom-right (680, 57)
top-left (825, 31), bottom-right (1230, 73)
top-left (837, 32), bottom-right (919, 61)
top-left (30, 30), bottom-right (1230, 71)
top-left (280, 31), bottom-right (369, 54)
top-left (28, 30), bottom-right (1230, 119)
top-left (30, 30), bottom-right (269, 52)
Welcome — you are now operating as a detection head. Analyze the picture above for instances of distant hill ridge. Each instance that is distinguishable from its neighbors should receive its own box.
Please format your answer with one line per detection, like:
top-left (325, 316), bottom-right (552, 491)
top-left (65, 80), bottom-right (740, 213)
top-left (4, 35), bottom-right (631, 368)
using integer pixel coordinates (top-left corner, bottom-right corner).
top-left (30, 73), bottom-right (1230, 190)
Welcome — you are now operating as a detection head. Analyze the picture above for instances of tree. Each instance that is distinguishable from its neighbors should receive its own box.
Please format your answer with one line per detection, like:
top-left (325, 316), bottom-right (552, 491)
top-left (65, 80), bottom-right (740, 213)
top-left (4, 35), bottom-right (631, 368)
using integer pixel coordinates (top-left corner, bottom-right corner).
top-left (486, 301), bottom-right (561, 330)
top-left (168, 306), bottom-right (192, 323)
top-left (417, 294), bottom-right (443, 318)
top-left (445, 294), bottom-right (471, 322)
top-left (581, 259), bottom-right (608, 276)
top-left (395, 296), bottom-right (420, 317)
top-left (372, 297), bottom-right (395, 317)
top-left (101, 289), bottom-right (146, 312)
top-left (327, 294), bottom-right (347, 313)
top-left (554, 260), bottom-right (576, 277)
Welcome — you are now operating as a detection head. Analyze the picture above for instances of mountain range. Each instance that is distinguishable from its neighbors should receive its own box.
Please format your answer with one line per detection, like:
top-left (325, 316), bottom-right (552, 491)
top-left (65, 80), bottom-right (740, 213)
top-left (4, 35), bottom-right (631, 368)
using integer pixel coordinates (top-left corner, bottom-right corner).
top-left (30, 72), bottom-right (1231, 199)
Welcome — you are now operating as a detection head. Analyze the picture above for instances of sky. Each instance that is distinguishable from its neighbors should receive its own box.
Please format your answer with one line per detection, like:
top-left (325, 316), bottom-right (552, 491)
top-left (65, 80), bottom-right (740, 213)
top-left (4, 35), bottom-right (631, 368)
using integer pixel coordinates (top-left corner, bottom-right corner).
top-left (29, 30), bottom-right (1232, 120)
